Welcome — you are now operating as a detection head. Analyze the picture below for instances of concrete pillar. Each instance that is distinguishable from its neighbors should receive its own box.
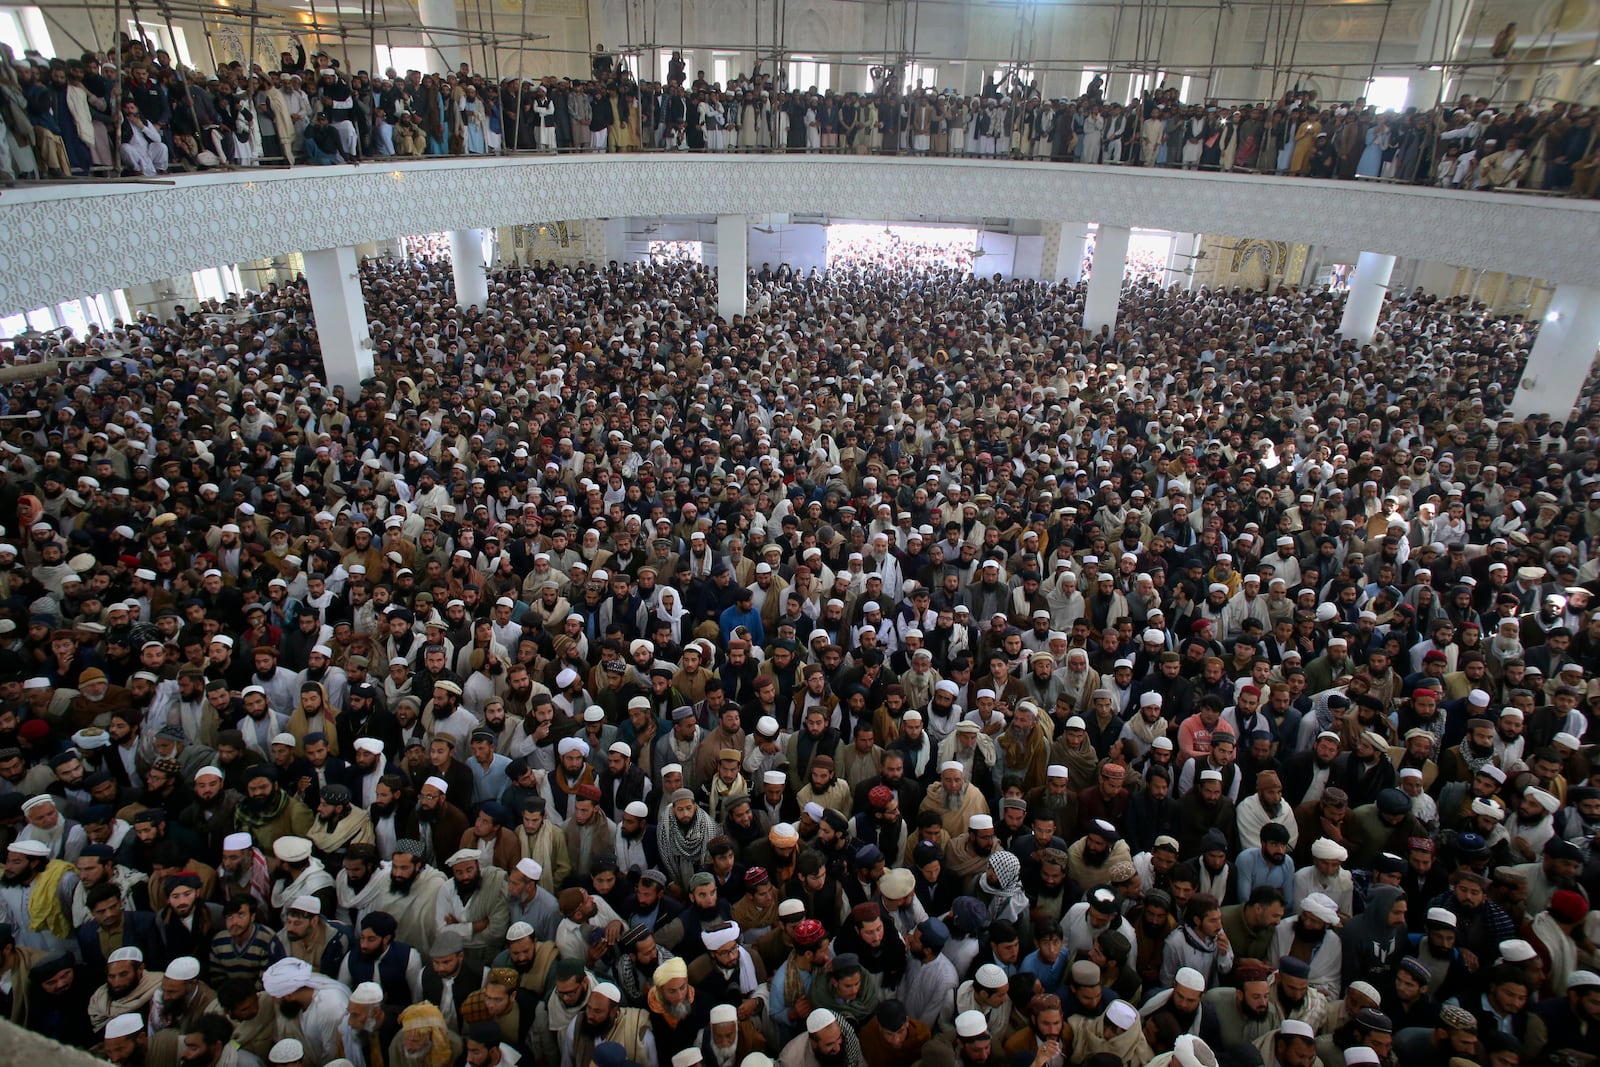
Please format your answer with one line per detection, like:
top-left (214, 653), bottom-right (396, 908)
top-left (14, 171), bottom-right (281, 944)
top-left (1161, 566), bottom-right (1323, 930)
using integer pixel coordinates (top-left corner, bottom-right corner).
top-left (1045, 221), bottom-right (1092, 285)
top-left (1411, 0), bottom-right (1465, 109)
top-left (717, 214), bottom-right (747, 321)
top-left (1509, 284), bottom-right (1600, 421)
top-left (1338, 251), bottom-right (1396, 344)
top-left (303, 245), bottom-right (374, 395)
top-left (604, 218), bottom-right (627, 267)
top-left (1083, 224), bottom-right (1130, 334)
top-left (448, 229), bottom-right (490, 309)
top-left (417, 0), bottom-right (464, 74)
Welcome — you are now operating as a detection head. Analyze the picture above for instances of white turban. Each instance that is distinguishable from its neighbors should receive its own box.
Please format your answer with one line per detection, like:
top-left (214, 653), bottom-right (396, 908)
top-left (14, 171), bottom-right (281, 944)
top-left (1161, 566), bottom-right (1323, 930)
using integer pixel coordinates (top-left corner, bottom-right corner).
top-left (263, 957), bottom-right (314, 997)
top-left (558, 737), bottom-right (591, 757)
top-left (701, 922), bottom-right (741, 951)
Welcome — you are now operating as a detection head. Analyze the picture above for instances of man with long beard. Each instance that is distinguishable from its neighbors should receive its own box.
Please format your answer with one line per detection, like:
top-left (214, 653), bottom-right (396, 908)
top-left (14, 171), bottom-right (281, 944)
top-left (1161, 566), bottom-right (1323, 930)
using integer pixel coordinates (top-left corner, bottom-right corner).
top-left (89, 947), bottom-right (163, 1035)
top-left (357, 842), bottom-right (448, 954)
top-left (1265, 956), bottom-right (1327, 1031)
top-left (1208, 962), bottom-right (1276, 1047)
top-left (0, 839), bottom-right (78, 955)
top-left (646, 957), bottom-right (700, 1063)
top-left (261, 956), bottom-right (352, 1067)
top-left (779, 1008), bottom-right (864, 1067)
top-left (235, 767), bottom-right (315, 855)
top-left (1268, 894), bottom-right (1343, 999)
top-left (562, 980), bottom-right (656, 1067)
top-left (337, 912), bottom-right (422, 1024)
top-left (437, 851), bottom-right (510, 973)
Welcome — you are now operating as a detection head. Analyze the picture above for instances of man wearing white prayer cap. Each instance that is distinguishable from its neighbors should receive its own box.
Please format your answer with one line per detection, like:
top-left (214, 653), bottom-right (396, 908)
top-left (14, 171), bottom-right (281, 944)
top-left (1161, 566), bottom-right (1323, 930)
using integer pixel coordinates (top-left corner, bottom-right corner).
top-left (0, 837), bottom-right (77, 953)
top-left (268, 1039), bottom-right (306, 1067)
top-left (551, 736), bottom-right (596, 823)
top-left (560, 981), bottom-right (652, 1067)
top-left (787, 1007), bottom-right (865, 1067)
top-left (147, 955), bottom-right (212, 1036)
top-left (103, 1013), bottom-right (149, 1065)
top-left (1295, 840), bottom-right (1353, 916)
top-left (262, 957), bottom-right (352, 1067)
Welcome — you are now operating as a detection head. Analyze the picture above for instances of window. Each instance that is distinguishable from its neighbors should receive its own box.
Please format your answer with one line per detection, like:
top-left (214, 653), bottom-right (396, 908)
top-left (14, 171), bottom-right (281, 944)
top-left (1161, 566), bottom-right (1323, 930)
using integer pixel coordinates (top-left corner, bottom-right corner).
top-left (711, 54), bottom-right (737, 89)
top-left (1365, 75), bottom-right (1409, 113)
top-left (0, 6), bottom-right (52, 59)
top-left (1079, 70), bottom-right (1099, 97)
top-left (1179, 75), bottom-right (1193, 102)
top-left (191, 266), bottom-right (244, 304)
top-left (788, 57), bottom-right (828, 93)
top-left (902, 64), bottom-right (937, 92)
top-left (128, 19), bottom-right (193, 68)
top-left (374, 45), bottom-right (429, 76)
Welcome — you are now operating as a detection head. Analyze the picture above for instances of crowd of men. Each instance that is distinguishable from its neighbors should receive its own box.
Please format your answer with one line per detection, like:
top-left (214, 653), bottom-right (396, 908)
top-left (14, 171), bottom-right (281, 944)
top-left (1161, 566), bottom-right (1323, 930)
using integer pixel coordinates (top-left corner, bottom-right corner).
top-left (0, 249), bottom-right (1594, 1067)
top-left (1, 31), bottom-right (1595, 192)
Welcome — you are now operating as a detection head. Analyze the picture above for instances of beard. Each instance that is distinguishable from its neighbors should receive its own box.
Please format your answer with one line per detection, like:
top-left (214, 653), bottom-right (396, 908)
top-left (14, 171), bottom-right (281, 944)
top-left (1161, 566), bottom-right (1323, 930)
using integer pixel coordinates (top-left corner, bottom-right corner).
top-left (278, 999), bottom-right (305, 1019)
top-left (455, 875), bottom-right (482, 902)
top-left (1291, 919), bottom-right (1321, 944)
top-left (665, 998), bottom-right (692, 1021)
top-left (369, 800), bottom-right (394, 819)
top-left (418, 805), bottom-right (440, 824)
top-left (1276, 986), bottom-right (1305, 1012)
top-left (1240, 999), bottom-right (1270, 1022)
top-left (580, 1014), bottom-right (613, 1038)
top-left (816, 1049), bottom-right (849, 1067)
top-left (243, 791), bottom-right (279, 814)
top-left (390, 872), bottom-right (415, 896)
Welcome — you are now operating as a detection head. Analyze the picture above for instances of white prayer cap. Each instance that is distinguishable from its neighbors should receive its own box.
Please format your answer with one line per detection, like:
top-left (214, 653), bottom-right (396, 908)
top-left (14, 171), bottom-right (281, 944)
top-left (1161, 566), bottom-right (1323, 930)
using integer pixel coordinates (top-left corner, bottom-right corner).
top-left (1498, 940), bottom-right (1537, 963)
top-left (591, 982), bottom-right (622, 1003)
top-left (1106, 1000), bottom-right (1139, 1030)
top-left (556, 668), bottom-right (579, 689)
top-left (939, 760), bottom-right (965, 774)
top-left (953, 1010), bottom-right (987, 1038)
top-left (672, 1050), bottom-right (704, 1067)
top-left (105, 1014), bottom-right (145, 1040)
top-left (165, 956), bottom-right (202, 981)
top-left (1175, 966), bottom-right (1205, 991)
top-left (1278, 1020), bottom-right (1315, 1040)
top-left (423, 776), bottom-right (450, 794)
top-left (350, 982), bottom-right (384, 1006)
top-left (194, 766), bottom-right (223, 781)
top-left (269, 1040), bottom-right (305, 1064)
top-left (515, 858), bottom-right (543, 881)
top-left (1047, 764), bottom-right (1070, 779)
top-left (710, 1003), bottom-right (739, 1025)
top-left (445, 849), bottom-right (481, 867)
top-left (1345, 1049), bottom-right (1380, 1066)
top-left (969, 814), bottom-right (994, 831)
top-left (108, 946), bottom-right (144, 964)
top-left (289, 895), bottom-right (322, 915)
top-left (625, 801), bottom-right (650, 819)
top-left (21, 794), bottom-right (55, 813)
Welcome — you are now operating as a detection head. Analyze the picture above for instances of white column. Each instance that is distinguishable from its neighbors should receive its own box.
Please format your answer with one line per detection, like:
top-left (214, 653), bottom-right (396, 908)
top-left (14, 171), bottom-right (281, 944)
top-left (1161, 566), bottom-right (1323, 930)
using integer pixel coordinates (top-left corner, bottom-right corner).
top-left (1411, 0), bottom-right (1465, 109)
top-left (1509, 285), bottom-right (1600, 421)
top-left (449, 229), bottom-right (490, 309)
top-left (417, 0), bottom-right (464, 74)
top-left (303, 245), bottom-right (373, 394)
top-left (1338, 251), bottom-right (1396, 344)
top-left (1045, 221), bottom-right (1092, 285)
top-left (604, 218), bottom-right (627, 266)
top-left (717, 214), bottom-right (748, 321)
top-left (1082, 224), bottom-right (1130, 334)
